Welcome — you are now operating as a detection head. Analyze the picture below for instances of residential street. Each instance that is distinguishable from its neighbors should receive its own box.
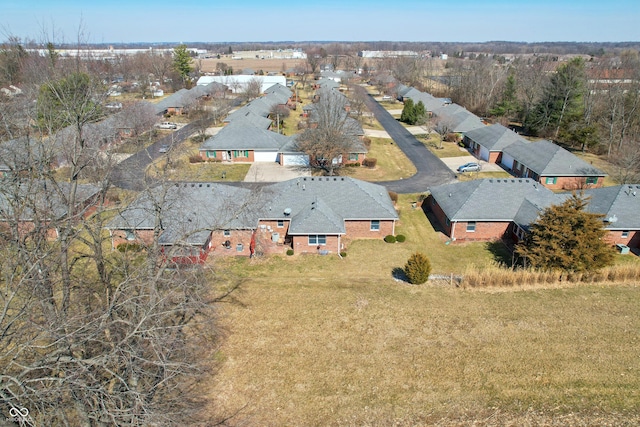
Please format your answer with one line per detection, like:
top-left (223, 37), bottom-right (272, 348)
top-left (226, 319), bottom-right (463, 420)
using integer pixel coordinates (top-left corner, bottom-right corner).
top-left (360, 88), bottom-right (456, 194)
top-left (109, 121), bottom-right (202, 191)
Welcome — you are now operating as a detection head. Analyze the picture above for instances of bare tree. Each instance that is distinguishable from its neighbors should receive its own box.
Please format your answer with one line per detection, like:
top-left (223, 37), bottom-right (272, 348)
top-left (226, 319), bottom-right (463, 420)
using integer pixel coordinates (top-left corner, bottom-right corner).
top-left (242, 77), bottom-right (262, 101)
top-left (270, 103), bottom-right (290, 134)
top-left (295, 88), bottom-right (361, 175)
top-left (0, 34), bottom-right (224, 426)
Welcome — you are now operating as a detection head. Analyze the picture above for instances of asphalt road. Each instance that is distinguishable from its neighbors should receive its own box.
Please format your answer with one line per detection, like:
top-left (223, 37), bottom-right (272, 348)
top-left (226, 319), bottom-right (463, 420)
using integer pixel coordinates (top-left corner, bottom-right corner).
top-left (359, 87), bottom-right (456, 194)
top-left (109, 121), bottom-right (202, 191)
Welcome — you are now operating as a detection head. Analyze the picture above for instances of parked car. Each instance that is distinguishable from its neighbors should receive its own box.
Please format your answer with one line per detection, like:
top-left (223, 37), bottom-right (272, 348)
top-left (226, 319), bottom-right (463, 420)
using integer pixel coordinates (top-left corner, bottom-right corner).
top-left (158, 144), bottom-right (171, 153)
top-left (157, 122), bottom-right (177, 129)
top-left (381, 95), bottom-right (393, 100)
top-left (457, 162), bottom-right (481, 173)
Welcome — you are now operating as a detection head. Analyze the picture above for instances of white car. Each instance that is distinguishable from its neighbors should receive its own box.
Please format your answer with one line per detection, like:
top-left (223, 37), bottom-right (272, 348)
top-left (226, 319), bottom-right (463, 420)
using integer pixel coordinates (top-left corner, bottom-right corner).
top-left (381, 95), bottom-right (393, 100)
top-left (157, 122), bottom-right (177, 129)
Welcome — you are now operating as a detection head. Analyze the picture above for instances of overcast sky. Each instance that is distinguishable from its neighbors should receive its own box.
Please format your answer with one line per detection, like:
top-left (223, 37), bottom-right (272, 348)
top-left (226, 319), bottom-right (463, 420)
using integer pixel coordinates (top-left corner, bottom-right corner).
top-left (2, 0), bottom-right (638, 44)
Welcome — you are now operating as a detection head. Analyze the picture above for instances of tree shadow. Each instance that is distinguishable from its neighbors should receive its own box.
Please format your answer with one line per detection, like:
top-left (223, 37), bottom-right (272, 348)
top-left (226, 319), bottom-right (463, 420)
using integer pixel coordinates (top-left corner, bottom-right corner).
top-left (485, 239), bottom-right (515, 267)
top-left (392, 267), bottom-right (409, 283)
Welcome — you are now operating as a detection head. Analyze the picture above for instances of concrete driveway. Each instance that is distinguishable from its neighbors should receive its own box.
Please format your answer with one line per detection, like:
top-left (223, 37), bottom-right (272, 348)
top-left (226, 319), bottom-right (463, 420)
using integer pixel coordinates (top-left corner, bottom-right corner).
top-left (439, 155), bottom-right (507, 173)
top-left (244, 162), bottom-right (311, 182)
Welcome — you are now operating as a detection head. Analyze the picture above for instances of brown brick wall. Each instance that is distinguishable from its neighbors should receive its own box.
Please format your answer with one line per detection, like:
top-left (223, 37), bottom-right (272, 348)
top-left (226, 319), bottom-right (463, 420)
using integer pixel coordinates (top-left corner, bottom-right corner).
top-left (427, 195), bottom-right (454, 237)
top-left (540, 176), bottom-right (604, 190)
top-left (451, 221), bottom-right (512, 241)
top-left (292, 235), bottom-right (340, 254)
top-left (199, 149), bottom-right (254, 162)
top-left (604, 230), bottom-right (639, 248)
top-left (344, 219), bottom-right (395, 239)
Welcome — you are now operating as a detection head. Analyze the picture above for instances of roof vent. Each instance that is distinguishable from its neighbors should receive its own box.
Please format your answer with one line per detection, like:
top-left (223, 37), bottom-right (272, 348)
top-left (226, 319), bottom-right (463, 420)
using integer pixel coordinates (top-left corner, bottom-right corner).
top-left (284, 208), bottom-right (291, 216)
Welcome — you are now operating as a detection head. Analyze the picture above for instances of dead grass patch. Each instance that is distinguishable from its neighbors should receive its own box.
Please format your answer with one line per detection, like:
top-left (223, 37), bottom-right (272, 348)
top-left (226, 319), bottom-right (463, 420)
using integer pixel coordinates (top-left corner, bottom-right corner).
top-left (341, 138), bottom-right (416, 181)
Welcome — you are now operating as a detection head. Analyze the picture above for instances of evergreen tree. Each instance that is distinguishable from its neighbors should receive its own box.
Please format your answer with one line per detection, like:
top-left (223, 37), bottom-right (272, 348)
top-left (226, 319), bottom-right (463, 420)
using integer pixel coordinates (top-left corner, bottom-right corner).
top-left (516, 194), bottom-right (614, 272)
top-left (414, 101), bottom-right (426, 124)
top-left (173, 44), bottom-right (193, 84)
top-left (524, 57), bottom-right (586, 138)
top-left (490, 72), bottom-right (520, 120)
top-left (400, 98), bottom-right (415, 124)
top-left (404, 252), bottom-right (432, 284)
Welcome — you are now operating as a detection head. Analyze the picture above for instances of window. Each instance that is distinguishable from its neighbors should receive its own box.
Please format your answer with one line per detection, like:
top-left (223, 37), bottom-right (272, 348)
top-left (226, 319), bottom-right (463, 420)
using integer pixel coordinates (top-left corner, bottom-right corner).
top-left (124, 230), bottom-right (135, 240)
top-left (308, 235), bottom-right (327, 245)
top-left (223, 230), bottom-right (231, 237)
top-left (586, 176), bottom-right (598, 185)
top-left (545, 177), bottom-right (557, 185)
top-left (466, 221), bottom-right (476, 232)
top-left (206, 150), bottom-right (216, 158)
top-left (622, 230), bottom-right (629, 238)
top-left (277, 220), bottom-right (284, 228)
top-left (370, 220), bottom-right (380, 231)
top-left (349, 153), bottom-right (359, 161)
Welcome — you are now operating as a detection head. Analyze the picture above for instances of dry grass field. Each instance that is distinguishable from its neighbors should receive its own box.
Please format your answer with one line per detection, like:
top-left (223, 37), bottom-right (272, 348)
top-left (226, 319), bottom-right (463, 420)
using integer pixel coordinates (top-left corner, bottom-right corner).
top-left (206, 265), bottom-right (640, 426)
top-left (202, 194), bottom-right (640, 426)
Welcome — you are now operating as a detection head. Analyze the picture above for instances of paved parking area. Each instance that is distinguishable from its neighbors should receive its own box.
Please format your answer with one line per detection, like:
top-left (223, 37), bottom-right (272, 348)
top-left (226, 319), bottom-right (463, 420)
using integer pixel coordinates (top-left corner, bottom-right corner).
top-left (439, 155), bottom-right (507, 173)
top-left (244, 162), bottom-right (311, 182)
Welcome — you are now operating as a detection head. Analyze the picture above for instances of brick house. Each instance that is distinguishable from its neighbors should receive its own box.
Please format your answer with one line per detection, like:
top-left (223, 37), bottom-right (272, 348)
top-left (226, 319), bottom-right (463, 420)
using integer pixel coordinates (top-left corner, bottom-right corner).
top-left (463, 123), bottom-right (529, 164)
top-left (427, 178), bottom-right (640, 250)
top-left (105, 177), bottom-right (398, 263)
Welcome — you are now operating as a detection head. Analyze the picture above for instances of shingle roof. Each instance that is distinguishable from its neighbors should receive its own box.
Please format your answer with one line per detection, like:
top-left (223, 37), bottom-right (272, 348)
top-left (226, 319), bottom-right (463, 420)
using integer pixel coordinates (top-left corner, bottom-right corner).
top-left (432, 104), bottom-right (484, 133)
top-left (107, 177), bottom-right (398, 245)
top-left (430, 179), bottom-right (640, 231)
top-left (200, 120), bottom-right (292, 151)
top-left (582, 184), bottom-right (640, 229)
top-left (503, 140), bottom-right (606, 177)
top-left (464, 123), bottom-right (528, 151)
top-left (430, 178), bottom-right (560, 222)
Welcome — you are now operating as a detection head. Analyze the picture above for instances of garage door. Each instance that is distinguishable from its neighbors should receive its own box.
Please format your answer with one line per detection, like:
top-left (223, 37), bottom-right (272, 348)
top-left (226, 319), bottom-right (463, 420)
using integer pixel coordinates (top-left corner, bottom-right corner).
top-left (254, 151), bottom-right (279, 162)
top-left (282, 153), bottom-right (310, 166)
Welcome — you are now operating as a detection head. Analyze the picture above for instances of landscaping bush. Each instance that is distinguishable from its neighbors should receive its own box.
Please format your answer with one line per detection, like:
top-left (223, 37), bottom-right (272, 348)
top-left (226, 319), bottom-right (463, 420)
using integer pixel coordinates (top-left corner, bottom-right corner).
top-left (384, 235), bottom-right (396, 243)
top-left (445, 132), bottom-right (461, 143)
top-left (340, 251), bottom-right (347, 258)
top-left (189, 155), bottom-right (205, 163)
top-left (395, 234), bottom-right (406, 243)
top-left (388, 191), bottom-right (398, 203)
top-left (286, 249), bottom-right (294, 256)
top-left (117, 242), bottom-right (143, 253)
top-left (363, 158), bottom-right (377, 168)
top-left (404, 252), bottom-right (432, 284)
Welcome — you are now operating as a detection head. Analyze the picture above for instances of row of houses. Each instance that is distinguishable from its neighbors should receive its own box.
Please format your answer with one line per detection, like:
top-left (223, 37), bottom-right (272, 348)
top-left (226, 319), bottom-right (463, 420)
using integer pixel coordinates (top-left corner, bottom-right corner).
top-left (106, 177), bottom-right (399, 262)
top-left (197, 80), bottom-right (367, 167)
top-left (427, 178), bottom-right (640, 250)
top-left (394, 83), bottom-right (608, 190)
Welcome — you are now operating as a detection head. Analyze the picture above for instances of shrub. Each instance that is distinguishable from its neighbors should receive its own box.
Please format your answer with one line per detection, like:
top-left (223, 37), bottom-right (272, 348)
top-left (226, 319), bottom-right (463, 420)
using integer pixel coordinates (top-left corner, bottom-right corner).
top-left (395, 234), bottom-right (406, 243)
top-left (117, 242), bottom-right (143, 253)
top-left (388, 191), bottom-right (398, 203)
top-left (286, 249), bottom-right (294, 256)
top-left (384, 235), bottom-right (396, 243)
top-left (363, 158), bottom-right (377, 168)
top-left (404, 252), bottom-right (432, 284)
top-left (340, 251), bottom-right (347, 258)
top-left (189, 155), bottom-right (205, 163)
top-left (445, 132), bottom-right (461, 143)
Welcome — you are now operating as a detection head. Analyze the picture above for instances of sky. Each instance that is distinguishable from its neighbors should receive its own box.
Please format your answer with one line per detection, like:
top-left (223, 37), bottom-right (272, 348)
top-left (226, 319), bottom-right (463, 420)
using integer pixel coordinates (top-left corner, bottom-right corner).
top-left (1, 0), bottom-right (639, 44)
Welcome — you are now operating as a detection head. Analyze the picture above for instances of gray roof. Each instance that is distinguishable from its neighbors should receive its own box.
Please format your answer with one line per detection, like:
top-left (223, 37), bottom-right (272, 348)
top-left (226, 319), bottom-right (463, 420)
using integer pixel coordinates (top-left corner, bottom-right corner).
top-left (107, 177), bottom-right (398, 245)
top-left (106, 182), bottom-right (256, 246)
top-left (430, 178), bottom-right (561, 223)
top-left (0, 180), bottom-right (100, 221)
top-left (200, 120), bottom-right (292, 151)
top-left (431, 179), bottom-right (640, 231)
top-left (464, 123), bottom-right (529, 151)
top-left (224, 109), bottom-right (273, 129)
top-left (582, 184), bottom-right (640, 230)
top-left (432, 104), bottom-right (485, 133)
top-left (503, 140), bottom-right (606, 177)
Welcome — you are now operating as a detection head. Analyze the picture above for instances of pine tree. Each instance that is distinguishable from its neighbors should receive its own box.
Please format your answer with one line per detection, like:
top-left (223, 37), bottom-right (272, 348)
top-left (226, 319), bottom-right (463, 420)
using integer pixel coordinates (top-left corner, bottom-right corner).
top-left (173, 44), bottom-right (193, 84)
top-left (490, 73), bottom-right (520, 119)
top-left (516, 194), bottom-right (615, 272)
top-left (400, 98), bottom-right (415, 124)
top-left (414, 101), bottom-right (426, 124)
top-left (524, 57), bottom-right (586, 138)
top-left (404, 252), bottom-right (432, 284)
